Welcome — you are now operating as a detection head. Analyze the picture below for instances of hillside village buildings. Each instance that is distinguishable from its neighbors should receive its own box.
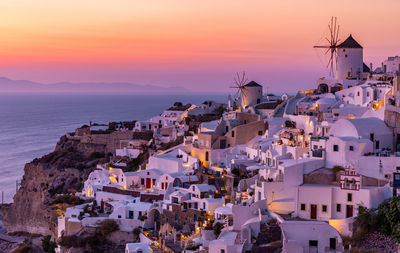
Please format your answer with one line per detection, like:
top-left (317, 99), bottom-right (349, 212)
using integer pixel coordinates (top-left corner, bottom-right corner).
top-left (56, 33), bottom-right (400, 253)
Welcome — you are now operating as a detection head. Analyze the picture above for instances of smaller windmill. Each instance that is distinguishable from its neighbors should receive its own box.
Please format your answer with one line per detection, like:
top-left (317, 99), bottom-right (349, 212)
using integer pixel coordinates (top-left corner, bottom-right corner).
top-left (314, 17), bottom-right (341, 77)
top-left (230, 71), bottom-right (248, 108)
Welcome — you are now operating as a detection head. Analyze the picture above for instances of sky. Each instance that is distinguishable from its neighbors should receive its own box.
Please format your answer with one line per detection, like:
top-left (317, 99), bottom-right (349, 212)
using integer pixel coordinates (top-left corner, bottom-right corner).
top-left (0, 0), bottom-right (399, 92)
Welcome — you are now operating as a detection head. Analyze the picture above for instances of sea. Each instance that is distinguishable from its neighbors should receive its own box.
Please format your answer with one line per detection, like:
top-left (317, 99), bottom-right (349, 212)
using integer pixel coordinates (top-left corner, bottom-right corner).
top-left (0, 93), bottom-right (227, 203)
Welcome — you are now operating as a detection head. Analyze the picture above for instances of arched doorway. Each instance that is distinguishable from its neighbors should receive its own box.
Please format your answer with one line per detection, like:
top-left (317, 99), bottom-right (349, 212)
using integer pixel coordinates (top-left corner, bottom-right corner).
top-left (318, 83), bottom-right (329, 94)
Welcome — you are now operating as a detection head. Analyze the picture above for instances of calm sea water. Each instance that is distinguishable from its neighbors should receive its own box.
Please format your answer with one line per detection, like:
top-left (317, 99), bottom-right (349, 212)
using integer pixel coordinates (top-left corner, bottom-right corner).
top-left (0, 93), bottom-right (227, 203)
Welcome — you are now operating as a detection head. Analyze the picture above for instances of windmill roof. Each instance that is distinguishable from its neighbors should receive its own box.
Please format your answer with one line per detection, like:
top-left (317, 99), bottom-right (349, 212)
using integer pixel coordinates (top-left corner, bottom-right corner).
top-left (338, 34), bottom-right (363, 48)
top-left (244, 81), bottom-right (262, 87)
top-left (363, 63), bottom-right (370, 72)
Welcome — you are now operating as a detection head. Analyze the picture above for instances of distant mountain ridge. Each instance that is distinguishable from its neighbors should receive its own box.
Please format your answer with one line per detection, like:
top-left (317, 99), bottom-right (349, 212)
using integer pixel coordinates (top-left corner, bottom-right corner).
top-left (0, 77), bottom-right (190, 94)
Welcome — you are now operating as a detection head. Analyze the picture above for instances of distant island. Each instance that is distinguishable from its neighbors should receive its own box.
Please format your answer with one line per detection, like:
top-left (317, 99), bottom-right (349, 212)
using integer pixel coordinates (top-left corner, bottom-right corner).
top-left (0, 77), bottom-right (191, 94)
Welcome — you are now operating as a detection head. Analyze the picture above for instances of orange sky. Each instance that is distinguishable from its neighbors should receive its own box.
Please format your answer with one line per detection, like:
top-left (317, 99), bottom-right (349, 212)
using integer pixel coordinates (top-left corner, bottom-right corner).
top-left (0, 0), bottom-right (399, 92)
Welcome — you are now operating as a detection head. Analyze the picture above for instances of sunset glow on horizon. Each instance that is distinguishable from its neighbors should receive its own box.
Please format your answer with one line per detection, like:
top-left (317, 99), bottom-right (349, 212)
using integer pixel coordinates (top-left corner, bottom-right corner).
top-left (0, 0), bottom-right (399, 92)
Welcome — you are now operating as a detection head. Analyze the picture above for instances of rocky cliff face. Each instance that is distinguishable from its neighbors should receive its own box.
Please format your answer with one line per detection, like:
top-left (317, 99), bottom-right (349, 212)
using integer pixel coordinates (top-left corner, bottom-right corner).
top-left (1, 135), bottom-right (107, 236)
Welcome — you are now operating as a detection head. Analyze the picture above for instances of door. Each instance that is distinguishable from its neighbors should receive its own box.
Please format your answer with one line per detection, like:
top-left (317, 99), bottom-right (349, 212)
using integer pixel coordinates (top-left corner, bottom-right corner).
top-left (309, 240), bottom-right (318, 253)
top-left (146, 178), bottom-right (151, 188)
top-left (346, 205), bottom-right (353, 218)
top-left (330, 238), bottom-right (336, 250)
top-left (310, 204), bottom-right (317, 219)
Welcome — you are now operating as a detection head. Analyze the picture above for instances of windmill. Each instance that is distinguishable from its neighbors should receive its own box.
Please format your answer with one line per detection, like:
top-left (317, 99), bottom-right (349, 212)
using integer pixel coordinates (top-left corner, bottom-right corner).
top-left (230, 71), bottom-right (248, 108)
top-left (314, 17), bottom-right (341, 77)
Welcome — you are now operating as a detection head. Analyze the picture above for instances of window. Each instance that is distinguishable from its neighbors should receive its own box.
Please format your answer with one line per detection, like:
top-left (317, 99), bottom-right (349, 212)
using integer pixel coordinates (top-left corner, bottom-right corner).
top-left (367, 91), bottom-right (370, 97)
top-left (147, 172), bottom-right (150, 175)
top-left (349, 146), bottom-right (354, 151)
top-left (221, 250), bottom-right (225, 253)
top-left (231, 131), bottom-right (235, 138)
top-left (333, 145), bottom-right (339, 152)
top-left (203, 202), bottom-right (206, 210)
top-left (258, 191), bottom-right (261, 201)
top-left (301, 203), bottom-right (306, 211)
top-left (347, 193), bottom-right (352, 202)
top-left (141, 178), bottom-right (144, 185)
top-left (192, 186), bottom-right (195, 191)
top-left (152, 179), bottom-right (156, 186)
top-left (322, 205), bottom-right (327, 212)
top-left (337, 204), bottom-right (341, 212)
top-left (175, 214), bottom-right (178, 221)
top-left (376, 141), bottom-right (380, 149)
top-left (357, 91), bottom-right (360, 96)
top-left (205, 151), bottom-right (209, 162)
top-left (258, 131), bottom-right (263, 136)
top-left (370, 133), bottom-right (374, 142)
top-left (118, 215), bottom-right (122, 219)
top-left (309, 240), bottom-right (318, 247)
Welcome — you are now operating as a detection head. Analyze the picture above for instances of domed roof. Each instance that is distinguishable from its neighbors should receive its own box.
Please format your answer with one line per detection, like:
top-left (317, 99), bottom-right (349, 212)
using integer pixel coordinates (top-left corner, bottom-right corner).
top-left (338, 34), bottom-right (363, 48)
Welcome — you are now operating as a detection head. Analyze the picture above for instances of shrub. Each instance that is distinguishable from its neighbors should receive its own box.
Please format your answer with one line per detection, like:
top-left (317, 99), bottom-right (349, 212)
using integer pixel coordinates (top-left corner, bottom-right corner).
top-left (88, 152), bottom-right (105, 159)
top-left (99, 219), bottom-right (119, 236)
top-left (213, 222), bottom-right (224, 238)
top-left (184, 131), bottom-right (193, 136)
top-left (42, 235), bottom-right (57, 253)
top-left (52, 195), bottom-right (83, 205)
top-left (133, 227), bottom-right (141, 240)
top-left (332, 166), bottom-right (345, 173)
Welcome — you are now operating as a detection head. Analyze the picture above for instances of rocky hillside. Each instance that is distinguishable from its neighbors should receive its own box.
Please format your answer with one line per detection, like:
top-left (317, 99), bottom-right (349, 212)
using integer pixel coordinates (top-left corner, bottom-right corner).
top-left (1, 135), bottom-right (108, 237)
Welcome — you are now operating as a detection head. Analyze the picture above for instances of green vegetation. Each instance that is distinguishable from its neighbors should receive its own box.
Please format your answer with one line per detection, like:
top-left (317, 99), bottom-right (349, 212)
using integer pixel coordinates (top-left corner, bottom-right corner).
top-left (213, 222), bottom-right (224, 238)
top-left (125, 150), bottom-right (149, 172)
top-left (42, 235), bottom-right (57, 253)
top-left (332, 165), bottom-right (345, 173)
top-left (348, 196), bottom-right (400, 249)
top-left (186, 244), bottom-right (200, 250)
top-left (284, 120), bottom-right (296, 128)
top-left (133, 227), bottom-right (141, 241)
top-left (52, 194), bottom-right (84, 205)
top-left (99, 219), bottom-right (120, 236)
top-left (88, 151), bottom-right (105, 159)
top-left (184, 130), bottom-right (193, 136)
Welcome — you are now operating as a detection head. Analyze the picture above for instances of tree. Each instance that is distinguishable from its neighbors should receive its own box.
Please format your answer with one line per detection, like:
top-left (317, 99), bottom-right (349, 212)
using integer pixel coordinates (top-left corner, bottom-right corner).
top-left (42, 235), bottom-right (57, 253)
top-left (213, 222), bottom-right (224, 238)
top-left (378, 196), bottom-right (400, 241)
top-left (133, 227), bottom-right (141, 241)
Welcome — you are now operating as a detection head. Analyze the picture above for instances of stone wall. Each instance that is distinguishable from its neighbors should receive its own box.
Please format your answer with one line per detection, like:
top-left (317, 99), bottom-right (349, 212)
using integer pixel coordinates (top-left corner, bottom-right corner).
top-left (161, 204), bottom-right (206, 232)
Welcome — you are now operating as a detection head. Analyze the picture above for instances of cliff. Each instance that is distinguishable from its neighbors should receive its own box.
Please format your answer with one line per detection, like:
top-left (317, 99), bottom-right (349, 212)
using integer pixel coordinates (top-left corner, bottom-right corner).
top-left (1, 135), bottom-right (108, 236)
